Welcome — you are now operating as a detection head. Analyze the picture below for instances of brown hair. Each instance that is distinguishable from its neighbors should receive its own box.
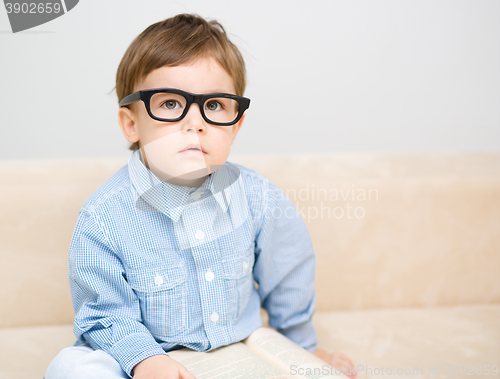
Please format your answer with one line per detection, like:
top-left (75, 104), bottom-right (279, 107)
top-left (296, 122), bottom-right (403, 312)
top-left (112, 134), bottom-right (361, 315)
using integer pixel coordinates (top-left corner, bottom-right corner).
top-left (115, 14), bottom-right (247, 151)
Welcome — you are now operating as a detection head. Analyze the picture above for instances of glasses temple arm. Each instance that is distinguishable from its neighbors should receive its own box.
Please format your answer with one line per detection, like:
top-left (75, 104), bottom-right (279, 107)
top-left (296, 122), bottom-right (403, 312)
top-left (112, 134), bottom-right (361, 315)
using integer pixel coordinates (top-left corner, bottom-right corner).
top-left (119, 91), bottom-right (142, 107)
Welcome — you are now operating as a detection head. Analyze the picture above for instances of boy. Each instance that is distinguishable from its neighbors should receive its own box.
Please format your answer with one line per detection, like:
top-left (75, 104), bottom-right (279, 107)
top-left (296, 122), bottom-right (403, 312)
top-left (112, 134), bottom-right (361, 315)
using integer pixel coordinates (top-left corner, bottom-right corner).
top-left (45, 14), bottom-right (356, 379)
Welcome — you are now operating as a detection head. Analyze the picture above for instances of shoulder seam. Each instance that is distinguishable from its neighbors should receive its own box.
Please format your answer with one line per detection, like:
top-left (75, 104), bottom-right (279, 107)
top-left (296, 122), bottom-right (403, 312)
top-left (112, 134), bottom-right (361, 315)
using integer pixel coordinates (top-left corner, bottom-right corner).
top-left (82, 166), bottom-right (131, 213)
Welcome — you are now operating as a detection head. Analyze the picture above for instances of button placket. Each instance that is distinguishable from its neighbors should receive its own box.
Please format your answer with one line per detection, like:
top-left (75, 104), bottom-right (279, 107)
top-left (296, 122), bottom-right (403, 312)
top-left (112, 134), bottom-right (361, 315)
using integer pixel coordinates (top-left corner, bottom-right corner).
top-left (210, 312), bottom-right (219, 323)
top-left (195, 230), bottom-right (205, 240)
top-left (205, 270), bottom-right (215, 282)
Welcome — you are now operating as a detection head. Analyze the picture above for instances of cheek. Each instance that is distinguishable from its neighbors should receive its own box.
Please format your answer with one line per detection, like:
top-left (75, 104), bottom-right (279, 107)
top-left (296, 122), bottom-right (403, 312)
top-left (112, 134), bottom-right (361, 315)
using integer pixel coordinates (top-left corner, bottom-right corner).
top-left (208, 129), bottom-right (234, 163)
top-left (213, 128), bottom-right (235, 147)
top-left (138, 120), bottom-right (179, 146)
top-left (143, 134), bottom-right (179, 154)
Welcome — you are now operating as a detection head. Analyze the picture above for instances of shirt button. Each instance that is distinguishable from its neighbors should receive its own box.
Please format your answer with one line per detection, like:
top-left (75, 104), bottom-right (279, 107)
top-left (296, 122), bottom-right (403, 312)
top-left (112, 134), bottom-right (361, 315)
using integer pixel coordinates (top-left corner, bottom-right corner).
top-left (243, 261), bottom-right (249, 272)
top-left (210, 312), bottom-right (219, 323)
top-left (191, 192), bottom-right (201, 201)
top-left (195, 230), bottom-right (205, 240)
top-left (154, 274), bottom-right (163, 286)
top-left (205, 270), bottom-right (215, 282)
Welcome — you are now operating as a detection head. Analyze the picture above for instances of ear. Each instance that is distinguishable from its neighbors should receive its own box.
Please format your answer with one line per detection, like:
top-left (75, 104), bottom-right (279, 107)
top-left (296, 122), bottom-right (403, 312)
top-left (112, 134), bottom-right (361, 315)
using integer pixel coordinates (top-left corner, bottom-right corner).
top-left (230, 114), bottom-right (245, 144)
top-left (118, 106), bottom-right (140, 144)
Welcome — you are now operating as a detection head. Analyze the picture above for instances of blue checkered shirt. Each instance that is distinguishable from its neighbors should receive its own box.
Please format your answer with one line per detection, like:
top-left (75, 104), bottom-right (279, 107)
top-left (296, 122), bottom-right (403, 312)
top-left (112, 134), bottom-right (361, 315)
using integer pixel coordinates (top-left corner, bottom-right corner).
top-left (70, 150), bottom-right (317, 377)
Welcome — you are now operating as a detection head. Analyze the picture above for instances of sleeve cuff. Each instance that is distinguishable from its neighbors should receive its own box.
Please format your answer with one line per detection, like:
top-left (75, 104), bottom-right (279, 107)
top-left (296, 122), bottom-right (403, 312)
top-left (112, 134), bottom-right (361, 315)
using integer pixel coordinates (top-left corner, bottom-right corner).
top-left (109, 332), bottom-right (168, 377)
top-left (277, 319), bottom-right (318, 352)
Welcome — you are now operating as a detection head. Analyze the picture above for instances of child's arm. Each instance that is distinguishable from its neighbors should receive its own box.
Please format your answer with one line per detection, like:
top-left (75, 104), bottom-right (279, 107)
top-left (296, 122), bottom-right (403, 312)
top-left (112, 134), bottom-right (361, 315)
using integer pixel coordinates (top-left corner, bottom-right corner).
top-left (252, 180), bottom-right (318, 351)
top-left (69, 210), bottom-right (191, 377)
top-left (252, 181), bottom-right (357, 378)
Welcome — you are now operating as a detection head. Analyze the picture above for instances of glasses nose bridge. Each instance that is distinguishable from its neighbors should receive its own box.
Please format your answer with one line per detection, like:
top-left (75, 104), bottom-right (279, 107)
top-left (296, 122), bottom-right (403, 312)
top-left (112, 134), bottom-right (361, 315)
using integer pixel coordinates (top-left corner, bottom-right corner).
top-left (183, 93), bottom-right (207, 124)
top-left (187, 94), bottom-right (206, 114)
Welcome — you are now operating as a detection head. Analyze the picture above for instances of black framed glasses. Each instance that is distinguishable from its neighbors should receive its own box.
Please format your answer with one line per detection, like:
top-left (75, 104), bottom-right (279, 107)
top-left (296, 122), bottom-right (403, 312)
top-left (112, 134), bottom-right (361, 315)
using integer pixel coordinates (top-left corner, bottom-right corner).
top-left (119, 88), bottom-right (250, 126)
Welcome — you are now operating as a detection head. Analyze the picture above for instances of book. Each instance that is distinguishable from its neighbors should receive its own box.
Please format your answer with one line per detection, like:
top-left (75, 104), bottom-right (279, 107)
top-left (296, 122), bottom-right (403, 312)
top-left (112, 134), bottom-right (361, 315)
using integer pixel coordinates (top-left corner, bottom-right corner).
top-left (167, 326), bottom-right (346, 379)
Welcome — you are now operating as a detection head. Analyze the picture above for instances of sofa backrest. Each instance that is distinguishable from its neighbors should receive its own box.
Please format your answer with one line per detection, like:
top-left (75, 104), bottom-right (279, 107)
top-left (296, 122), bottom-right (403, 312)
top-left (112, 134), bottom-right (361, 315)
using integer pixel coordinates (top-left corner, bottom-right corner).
top-left (1, 153), bottom-right (499, 328)
top-left (0, 159), bottom-right (127, 328)
top-left (232, 153), bottom-right (500, 313)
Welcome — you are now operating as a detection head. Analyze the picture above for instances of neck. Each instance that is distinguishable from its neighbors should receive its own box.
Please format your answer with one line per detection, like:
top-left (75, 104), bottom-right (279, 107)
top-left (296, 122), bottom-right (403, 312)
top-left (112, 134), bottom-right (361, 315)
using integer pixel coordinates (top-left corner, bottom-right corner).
top-left (164, 175), bottom-right (209, 188)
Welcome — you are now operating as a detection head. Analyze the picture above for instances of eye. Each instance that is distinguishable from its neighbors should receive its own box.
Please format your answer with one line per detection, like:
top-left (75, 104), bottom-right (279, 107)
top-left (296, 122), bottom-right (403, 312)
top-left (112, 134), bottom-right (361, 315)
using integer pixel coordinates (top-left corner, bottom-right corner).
top-left (205, 100), bottom-right (222, 112)
top-left (161, 100), bottom-right (180, 110)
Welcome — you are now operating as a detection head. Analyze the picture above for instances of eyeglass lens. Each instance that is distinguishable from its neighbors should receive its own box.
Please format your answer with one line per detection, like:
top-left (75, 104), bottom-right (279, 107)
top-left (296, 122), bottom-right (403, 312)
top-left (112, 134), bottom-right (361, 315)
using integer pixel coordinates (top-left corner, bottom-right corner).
top-left (149, 92), bottom-right (240, 124)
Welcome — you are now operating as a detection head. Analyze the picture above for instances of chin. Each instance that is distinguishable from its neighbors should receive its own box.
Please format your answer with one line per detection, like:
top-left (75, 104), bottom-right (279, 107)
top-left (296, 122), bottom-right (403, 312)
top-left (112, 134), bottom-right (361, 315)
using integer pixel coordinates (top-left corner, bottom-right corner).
top-left (176, 166), bottom-right (211, 179)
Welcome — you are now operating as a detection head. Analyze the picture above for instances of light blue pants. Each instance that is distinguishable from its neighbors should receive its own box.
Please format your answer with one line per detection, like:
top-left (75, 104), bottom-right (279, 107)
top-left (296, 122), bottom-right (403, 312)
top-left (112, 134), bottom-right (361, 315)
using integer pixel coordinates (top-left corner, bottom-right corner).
top-left (44, 344), bottom-right (129, 379)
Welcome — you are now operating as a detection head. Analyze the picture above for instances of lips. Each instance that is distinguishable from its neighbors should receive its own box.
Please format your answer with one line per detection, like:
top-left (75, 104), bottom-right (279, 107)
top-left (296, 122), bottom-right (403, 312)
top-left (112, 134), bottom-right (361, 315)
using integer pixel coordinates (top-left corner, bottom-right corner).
top-left (179, 143), bottom-right (206, 154)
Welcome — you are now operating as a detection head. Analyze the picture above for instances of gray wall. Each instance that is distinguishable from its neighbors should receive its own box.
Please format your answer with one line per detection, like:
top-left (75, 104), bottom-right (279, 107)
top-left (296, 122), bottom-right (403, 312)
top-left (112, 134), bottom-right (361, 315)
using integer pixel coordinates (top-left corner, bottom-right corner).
top-left (1, 0), bottom-right (499, 160)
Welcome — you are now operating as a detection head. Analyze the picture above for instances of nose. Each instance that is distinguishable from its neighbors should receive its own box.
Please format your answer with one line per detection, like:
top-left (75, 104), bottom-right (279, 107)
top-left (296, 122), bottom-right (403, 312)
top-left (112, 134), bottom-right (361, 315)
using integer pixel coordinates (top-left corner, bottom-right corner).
top-left (182, 102), bottom-right (206, 133)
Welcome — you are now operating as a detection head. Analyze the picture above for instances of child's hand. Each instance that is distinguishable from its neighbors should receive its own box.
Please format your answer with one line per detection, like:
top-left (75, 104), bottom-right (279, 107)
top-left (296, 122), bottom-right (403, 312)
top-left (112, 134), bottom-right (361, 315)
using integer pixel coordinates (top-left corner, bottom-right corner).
top-left (133, 354), bottom-right (196, 379)
top-left (312, 349), bottom-right (357, 379)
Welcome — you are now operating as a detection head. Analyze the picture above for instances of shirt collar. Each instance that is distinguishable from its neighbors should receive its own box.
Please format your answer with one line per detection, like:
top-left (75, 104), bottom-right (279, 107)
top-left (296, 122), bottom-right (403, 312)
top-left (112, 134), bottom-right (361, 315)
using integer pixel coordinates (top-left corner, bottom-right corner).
top-left (128, 150), bottom-right (239, 221)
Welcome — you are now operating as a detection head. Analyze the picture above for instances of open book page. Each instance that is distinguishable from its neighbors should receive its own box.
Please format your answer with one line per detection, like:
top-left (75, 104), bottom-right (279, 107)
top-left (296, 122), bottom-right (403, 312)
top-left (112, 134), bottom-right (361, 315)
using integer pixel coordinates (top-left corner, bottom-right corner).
top-left (167, 341), bottom-right (294, 379)
top-left (243, 327), bottom-right (346, 379)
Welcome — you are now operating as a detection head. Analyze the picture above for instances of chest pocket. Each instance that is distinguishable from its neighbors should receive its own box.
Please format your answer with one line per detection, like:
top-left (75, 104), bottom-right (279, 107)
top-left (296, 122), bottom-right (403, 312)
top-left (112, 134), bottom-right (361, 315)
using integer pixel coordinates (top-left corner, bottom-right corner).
top-left (127, 265), bottom-right (187, 338)
top-left (222, 247), bottom-right (255, 322)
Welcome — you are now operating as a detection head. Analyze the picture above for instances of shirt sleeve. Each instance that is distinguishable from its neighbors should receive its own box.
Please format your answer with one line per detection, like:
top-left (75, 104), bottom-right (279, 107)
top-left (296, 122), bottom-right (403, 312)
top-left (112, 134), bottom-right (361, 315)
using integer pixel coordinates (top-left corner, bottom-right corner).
top-left (252, 180), bottom-right (319, 352)
top-left (69, 210), bottom-right (168, 377)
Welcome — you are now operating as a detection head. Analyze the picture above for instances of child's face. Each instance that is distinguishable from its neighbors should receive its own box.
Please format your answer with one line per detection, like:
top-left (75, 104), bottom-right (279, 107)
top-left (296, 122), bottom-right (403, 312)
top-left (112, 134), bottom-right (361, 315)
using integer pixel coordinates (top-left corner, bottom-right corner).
top-left (118, 57), bottom-right (244, 186)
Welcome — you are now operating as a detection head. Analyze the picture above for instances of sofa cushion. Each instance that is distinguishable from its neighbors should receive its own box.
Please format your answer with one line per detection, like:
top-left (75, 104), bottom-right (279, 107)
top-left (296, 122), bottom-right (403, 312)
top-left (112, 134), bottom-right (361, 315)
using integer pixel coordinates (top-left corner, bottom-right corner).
top-left (0, 325), bottom-right (75, 379)
top-left (1, 305), bottom-right (498, 379)
top-left (314, 304), bottom-right (500, 379)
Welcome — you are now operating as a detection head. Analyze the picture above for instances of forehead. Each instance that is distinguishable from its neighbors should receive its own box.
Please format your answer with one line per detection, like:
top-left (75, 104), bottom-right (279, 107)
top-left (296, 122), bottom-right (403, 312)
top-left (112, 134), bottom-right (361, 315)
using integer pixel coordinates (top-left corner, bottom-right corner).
top-left (135, 57), bottom-right (235, 95)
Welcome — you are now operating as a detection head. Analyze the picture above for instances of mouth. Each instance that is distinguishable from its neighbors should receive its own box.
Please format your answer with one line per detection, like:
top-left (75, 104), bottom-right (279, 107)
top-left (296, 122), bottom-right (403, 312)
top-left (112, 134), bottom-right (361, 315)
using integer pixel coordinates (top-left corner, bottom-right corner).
top-left (179, 144), bottom-right (207, 155)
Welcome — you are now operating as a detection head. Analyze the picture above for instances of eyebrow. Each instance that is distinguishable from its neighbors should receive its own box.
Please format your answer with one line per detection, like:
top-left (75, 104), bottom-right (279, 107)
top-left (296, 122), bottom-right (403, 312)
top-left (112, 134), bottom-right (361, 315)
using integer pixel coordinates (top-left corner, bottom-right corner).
top-left (205, 89), bottom-right (234, 94)
top-left (146, 87), bottom-right (235, 95)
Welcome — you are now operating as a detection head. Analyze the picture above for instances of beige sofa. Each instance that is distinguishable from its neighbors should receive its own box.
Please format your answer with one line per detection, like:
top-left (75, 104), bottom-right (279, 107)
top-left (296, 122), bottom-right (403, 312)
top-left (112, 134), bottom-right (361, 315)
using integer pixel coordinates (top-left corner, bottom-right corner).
top-left (1, 153), bottom-right (499, 379)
